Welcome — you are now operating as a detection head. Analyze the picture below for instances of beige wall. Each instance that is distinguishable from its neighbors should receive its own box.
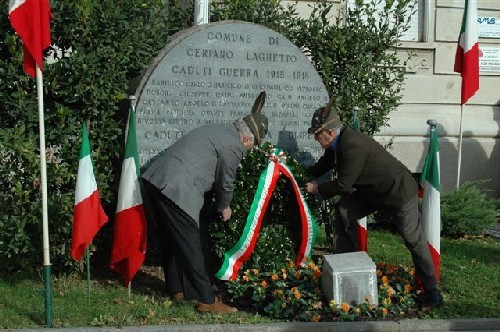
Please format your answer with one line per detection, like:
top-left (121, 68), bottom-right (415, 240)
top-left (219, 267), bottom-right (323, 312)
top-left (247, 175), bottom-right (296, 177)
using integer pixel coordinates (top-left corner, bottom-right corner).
top-left (205, 0), bottom-right (500, 194)
top-left (290, 0), bottom-right (500, 195)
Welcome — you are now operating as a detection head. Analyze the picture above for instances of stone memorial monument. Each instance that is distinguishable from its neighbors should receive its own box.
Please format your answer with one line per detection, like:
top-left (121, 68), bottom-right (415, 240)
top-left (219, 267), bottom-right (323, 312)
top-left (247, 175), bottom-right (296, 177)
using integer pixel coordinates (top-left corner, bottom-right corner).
top-left (132, 20), bottom-right (329, 167)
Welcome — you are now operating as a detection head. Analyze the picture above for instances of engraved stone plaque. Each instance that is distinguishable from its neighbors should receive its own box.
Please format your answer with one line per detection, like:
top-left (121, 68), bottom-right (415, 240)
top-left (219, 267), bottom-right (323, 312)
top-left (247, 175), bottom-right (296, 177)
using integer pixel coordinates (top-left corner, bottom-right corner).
top-left (132, 20), bottom-right (329, 166)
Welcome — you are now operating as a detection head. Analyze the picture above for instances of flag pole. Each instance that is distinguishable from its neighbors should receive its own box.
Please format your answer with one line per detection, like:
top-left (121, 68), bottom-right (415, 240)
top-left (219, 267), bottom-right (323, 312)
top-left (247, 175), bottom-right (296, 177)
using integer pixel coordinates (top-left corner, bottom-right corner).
top-left (456, 104), bottom-right (465, 189)
top-left (126, 96), bottom-right (136, 298)
top-left (86, 247), bottom-right (91, 304)
top-left (36, 63), bottom-right (53, 328)
top-left (194, 0), bottom-right (209, 25)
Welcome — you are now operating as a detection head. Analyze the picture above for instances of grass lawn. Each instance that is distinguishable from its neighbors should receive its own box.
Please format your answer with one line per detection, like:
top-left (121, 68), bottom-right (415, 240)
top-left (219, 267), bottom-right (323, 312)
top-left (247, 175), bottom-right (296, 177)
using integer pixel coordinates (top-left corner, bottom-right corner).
top-left (1, 230), bottom-right (498, 329)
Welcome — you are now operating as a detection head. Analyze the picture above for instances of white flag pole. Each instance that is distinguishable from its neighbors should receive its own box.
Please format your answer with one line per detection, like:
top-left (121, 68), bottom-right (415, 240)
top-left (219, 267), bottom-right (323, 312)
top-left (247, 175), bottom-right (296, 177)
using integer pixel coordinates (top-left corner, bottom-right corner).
top-left (194, 0), bottom-right (209, 25)
top-left (456, 104), bottom-right (465, 189)
top-left (36, 63), bottom-right (53, 327)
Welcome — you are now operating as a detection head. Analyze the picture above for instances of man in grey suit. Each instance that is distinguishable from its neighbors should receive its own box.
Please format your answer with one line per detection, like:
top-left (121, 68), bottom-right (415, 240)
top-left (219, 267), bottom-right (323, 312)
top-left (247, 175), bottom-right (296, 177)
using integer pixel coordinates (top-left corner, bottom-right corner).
top-left (141, 92), bottom-right (268, 314)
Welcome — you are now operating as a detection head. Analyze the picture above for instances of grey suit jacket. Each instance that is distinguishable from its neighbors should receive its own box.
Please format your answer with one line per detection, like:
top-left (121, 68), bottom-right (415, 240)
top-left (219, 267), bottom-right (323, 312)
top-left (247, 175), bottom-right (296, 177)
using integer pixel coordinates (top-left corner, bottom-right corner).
top-left (141, 123), bottom-right (246, 224)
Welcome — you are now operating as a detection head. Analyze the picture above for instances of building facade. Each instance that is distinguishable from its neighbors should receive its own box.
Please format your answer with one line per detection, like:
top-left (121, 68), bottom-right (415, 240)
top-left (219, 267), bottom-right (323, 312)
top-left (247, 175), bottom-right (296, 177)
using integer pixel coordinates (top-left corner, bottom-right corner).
top-left (288, 0), bottom-right (500, 196)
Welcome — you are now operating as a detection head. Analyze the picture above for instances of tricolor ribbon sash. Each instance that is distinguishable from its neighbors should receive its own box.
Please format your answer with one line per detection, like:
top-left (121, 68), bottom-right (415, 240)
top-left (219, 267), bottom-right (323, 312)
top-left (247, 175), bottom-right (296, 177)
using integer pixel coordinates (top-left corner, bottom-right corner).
top-left (216, 148), bottom-right (318, 281)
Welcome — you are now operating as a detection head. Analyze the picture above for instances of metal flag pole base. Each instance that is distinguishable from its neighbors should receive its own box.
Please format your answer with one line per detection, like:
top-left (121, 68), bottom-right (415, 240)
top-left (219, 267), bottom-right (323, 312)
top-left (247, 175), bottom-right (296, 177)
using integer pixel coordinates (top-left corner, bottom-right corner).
top-left (43, 265), bottom-right (53, 327)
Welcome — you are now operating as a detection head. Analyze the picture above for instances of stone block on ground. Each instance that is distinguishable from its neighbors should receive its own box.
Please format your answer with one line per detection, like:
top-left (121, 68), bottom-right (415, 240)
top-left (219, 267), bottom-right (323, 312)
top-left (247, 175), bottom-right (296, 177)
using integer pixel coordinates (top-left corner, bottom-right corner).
top-left (321, 251), bottom-right (378, 306)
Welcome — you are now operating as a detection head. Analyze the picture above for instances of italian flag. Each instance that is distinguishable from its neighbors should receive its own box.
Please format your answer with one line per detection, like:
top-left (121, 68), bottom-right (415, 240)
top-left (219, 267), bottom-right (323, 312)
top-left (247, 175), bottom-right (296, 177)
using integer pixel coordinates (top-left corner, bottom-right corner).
top-left (110, 108), bottom-right (147, 286)
top-left (454, 0), bottom-right (479, 105)
top-left (8, 0), bottom-right (52, 77)
top-left (419, 122), bottom-right (441, 282)
top-left (71, 124), bottom-right (108, 261)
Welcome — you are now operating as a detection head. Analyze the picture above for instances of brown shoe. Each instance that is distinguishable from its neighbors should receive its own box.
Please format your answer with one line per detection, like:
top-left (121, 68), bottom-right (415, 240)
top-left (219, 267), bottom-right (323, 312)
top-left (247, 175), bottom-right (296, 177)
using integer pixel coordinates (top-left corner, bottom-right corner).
top-left (196, 299), bottom-right (238, 314)
top-left (170, 292), bottom-right (184, 301)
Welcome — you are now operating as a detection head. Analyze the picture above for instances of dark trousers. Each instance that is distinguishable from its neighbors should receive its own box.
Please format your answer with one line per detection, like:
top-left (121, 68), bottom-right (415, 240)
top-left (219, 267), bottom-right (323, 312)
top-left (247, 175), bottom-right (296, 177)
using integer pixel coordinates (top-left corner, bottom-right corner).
top-left (334, 193), bottom-right (438, 292)
top-left (141, 180), bottom-right (215, 303)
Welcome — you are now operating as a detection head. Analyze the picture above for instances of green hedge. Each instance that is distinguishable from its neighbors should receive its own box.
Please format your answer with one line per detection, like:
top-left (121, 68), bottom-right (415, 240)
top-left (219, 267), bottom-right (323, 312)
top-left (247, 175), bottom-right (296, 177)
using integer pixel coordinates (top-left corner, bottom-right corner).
top-left (0, 0), bottom-right (414, 273)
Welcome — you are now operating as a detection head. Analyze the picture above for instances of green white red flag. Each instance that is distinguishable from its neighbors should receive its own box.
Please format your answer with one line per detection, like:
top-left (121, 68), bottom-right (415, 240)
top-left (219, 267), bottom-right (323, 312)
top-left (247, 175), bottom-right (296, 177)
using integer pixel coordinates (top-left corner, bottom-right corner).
top-left (8, 0), bottom-right (52, 77)
top-left (110, 108), bottom-right (147, 286)
top-left (71, 124), bottom-right (108, 261)
top-left (454, 0), bottom-right (479, 105)
top-left (419, 123), bottom-right (441, 281)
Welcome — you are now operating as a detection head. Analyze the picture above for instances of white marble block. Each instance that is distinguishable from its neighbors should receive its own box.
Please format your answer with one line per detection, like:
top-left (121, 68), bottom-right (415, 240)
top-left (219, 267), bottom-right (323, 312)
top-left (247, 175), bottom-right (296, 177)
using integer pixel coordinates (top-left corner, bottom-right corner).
top-left (321, 251), bottom-right (378, 306)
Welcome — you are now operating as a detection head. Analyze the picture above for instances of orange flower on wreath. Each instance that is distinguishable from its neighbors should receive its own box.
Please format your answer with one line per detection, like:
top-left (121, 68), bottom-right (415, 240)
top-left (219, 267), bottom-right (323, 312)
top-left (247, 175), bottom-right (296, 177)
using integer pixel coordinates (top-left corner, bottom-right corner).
top-left (272, 274), bottom-right (279, 281)
top-left (261, 280), bottom-right (267, 288)
top-left (242, 275), bottom-right (249, 282)
top-left (341, 303), bottom-right (350, 313)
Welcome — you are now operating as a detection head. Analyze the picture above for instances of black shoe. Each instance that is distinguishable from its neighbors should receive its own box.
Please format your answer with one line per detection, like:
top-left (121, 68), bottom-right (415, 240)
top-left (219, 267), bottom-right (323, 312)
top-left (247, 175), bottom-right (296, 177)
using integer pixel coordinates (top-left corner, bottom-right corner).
top-left (423, 289), bottom-right (443, 309)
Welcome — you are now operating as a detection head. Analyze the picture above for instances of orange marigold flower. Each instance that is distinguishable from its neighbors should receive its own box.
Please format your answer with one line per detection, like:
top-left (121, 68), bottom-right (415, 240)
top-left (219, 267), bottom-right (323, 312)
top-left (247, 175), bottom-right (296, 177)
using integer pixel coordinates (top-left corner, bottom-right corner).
top-left (387, 287), bottom-right (395, 296)
top-left (272, 274), bottom-right (279, 281)
top-left (294, 291), bottom-right (301, 299)
top-left (242, 275), bottom-right (249, 282)
top-left (253, 269), bottom-right (259, 275)
top-left (376, 269), bottom-right (383, 277)
top-left (381, 276), bottom-right (389, 285)
top-left (311, 315), bottom-right (321, 322)
top-left (382, 307), bottom-right (388, 316)
top-left (313, 268), bottom-right (322, 279)
top-left (404, 284), bottom-right (412, 293)
top-left (308, 262), bottom-right (315, 269)
top-left (341, 303), bottom-right (350, 312)
top-left (261, 280), bottom-right (267, 287)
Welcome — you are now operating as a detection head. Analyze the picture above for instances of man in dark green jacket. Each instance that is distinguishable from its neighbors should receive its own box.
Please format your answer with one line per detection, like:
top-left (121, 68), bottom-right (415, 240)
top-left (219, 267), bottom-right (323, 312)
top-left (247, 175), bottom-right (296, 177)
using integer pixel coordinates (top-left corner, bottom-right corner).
top-left (304, 100), bottom-right (442, 309)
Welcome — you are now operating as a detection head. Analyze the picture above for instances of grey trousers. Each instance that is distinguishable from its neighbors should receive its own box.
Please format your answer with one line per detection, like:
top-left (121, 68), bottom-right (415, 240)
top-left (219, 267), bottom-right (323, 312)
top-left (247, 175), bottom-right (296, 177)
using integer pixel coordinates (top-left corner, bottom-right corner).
top-left (141, 180), bottom-right (215, 303)
top-left (334, 193), bottom-right (438, 292)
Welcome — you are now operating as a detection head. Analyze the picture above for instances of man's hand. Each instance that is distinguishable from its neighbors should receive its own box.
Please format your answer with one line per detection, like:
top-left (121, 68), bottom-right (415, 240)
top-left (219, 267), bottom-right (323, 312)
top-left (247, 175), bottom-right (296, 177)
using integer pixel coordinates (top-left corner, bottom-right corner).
top-left (220, 206), bottom-right (232, 221)
top-left (304, 181), bottom-right (319, 195)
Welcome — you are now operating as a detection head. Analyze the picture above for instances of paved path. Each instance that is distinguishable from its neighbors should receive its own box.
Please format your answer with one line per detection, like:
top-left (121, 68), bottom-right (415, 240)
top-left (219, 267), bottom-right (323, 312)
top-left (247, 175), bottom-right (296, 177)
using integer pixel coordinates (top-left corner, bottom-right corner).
top-left (3, 318), bottom-right (500, 332)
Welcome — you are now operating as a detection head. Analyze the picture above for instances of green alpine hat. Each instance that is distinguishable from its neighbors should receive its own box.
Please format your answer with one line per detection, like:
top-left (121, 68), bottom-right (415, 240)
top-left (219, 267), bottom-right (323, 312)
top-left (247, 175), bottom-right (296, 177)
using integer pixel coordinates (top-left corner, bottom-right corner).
top-left (244, 91), bottom-right (268, 145)
top-left (307, 98), bottom-right (342, 135)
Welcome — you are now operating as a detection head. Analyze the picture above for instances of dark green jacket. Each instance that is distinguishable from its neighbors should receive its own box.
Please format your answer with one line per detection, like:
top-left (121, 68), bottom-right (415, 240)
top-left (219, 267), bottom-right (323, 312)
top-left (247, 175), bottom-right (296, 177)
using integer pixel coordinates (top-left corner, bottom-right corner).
top-left (309, 126), bottom-right (417, 208)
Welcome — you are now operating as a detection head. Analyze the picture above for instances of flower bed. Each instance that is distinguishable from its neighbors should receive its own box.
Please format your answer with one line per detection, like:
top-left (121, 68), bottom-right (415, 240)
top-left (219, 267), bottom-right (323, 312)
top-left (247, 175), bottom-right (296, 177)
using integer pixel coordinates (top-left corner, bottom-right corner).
top-left (221, 259), bottom-right (420, 322)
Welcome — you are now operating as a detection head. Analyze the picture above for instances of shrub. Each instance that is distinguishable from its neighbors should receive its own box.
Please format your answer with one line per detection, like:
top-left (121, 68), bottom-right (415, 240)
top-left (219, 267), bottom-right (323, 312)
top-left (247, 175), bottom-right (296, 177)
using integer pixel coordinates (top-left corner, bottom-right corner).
top-left (0, 0), bottom-right (192, 272)
top-left (1, 0), bottom-right (415, 274)
top-left (441, 181), bottom-right (499, 238)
